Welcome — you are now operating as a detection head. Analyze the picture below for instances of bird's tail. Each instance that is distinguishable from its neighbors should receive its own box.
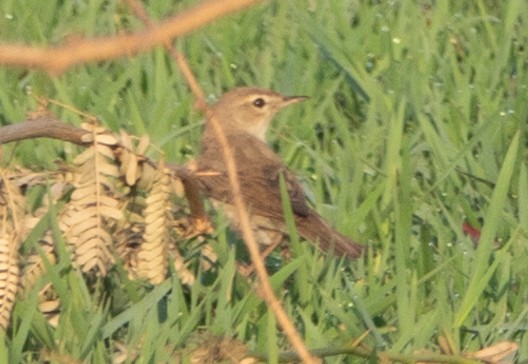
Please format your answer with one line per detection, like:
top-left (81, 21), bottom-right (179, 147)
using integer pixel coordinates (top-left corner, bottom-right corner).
top-left (295, 212), bottom-right (364, 258)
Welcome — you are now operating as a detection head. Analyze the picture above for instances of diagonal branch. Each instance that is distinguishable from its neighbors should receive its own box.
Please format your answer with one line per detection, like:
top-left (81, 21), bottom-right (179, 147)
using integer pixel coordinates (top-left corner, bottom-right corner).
top-left (0, 0), bottom-right (261, 74)
top-left (0, 115), bottom-right (90, 146)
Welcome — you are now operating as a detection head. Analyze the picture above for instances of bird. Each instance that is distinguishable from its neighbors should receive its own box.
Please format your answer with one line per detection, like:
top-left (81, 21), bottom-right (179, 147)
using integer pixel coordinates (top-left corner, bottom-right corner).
top-left (191, 87), bottom-right (364, 258)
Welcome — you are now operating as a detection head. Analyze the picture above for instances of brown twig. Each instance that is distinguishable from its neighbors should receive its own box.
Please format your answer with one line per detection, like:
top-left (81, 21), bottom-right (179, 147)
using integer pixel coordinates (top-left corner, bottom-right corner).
top-left (0, 0), bottom-right (261, 74)
top-left (0, 114), bottom-right (90, 146)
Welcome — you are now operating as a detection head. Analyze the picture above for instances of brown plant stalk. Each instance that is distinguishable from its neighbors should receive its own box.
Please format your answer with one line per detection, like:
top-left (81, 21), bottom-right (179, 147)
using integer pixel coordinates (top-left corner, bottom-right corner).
top-left (0, 0), bottom-right (261, 74)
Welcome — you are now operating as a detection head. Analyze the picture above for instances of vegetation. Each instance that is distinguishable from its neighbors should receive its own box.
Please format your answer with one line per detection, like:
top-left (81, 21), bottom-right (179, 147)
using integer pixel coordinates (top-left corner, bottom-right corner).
top-left (0, 0), bottom-right (526, 362)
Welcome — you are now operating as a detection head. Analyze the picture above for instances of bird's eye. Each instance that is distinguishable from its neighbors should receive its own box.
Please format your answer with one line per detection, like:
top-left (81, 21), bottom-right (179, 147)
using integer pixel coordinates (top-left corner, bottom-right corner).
top-left (252, 98), bottom-right (266, 108)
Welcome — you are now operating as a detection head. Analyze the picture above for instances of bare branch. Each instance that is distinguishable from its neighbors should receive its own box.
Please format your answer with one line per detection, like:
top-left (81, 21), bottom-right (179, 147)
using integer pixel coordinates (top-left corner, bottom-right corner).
top-left (0, 0), bottom-right (261, 74)
top-left (0, 114), bottom-right (90, 146)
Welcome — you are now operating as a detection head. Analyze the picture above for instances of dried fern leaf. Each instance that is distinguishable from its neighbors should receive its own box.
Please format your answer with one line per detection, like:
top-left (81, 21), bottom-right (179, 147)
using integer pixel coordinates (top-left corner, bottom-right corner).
top-left (62, 126), bottom-right (124, 276)
top-left (0, 171), bottom-right (28, 330)
top-left (137, 167), bottom-right (172, 284)
top-left (0, 237), bottom-right (19, 331)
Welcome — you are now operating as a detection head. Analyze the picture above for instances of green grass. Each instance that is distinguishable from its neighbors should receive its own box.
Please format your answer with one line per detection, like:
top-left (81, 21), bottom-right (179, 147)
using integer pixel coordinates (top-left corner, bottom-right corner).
top-left (1, 0), bottom-right (527, 362)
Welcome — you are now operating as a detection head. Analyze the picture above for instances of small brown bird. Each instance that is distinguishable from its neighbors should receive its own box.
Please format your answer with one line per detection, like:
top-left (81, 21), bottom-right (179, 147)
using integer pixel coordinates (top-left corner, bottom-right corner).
top-left (193, 87), bottom-right (364, 258)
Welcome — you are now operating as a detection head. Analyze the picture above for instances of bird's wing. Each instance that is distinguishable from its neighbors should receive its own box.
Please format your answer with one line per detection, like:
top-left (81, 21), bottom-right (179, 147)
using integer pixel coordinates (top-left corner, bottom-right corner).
top-left (259, 162), bottom-right (310, 217)
top-left (195, 131), bottom-right (365, 258)
top-left (195, 132), bottom-right (311, 218)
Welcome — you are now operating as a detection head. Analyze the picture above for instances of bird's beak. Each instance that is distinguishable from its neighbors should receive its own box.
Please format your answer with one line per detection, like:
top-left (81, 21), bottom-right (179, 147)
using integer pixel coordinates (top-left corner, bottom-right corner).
top-left (282, 95), bottom-right (309, 106)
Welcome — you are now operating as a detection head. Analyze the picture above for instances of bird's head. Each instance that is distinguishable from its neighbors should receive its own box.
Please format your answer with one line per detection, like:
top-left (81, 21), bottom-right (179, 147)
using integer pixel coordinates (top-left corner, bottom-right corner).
top-left (210, 87), bottom-right (307, 141)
